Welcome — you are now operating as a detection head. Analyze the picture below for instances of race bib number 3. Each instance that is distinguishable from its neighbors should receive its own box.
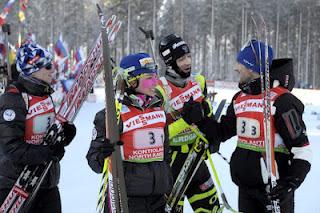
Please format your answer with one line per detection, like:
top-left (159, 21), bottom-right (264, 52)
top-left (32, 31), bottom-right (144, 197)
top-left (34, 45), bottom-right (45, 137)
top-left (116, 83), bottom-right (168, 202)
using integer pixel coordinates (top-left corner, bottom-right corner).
top-left (237, 117), bottom-right (260, 138)
top-left (133, 128), bottom-right (164, 149)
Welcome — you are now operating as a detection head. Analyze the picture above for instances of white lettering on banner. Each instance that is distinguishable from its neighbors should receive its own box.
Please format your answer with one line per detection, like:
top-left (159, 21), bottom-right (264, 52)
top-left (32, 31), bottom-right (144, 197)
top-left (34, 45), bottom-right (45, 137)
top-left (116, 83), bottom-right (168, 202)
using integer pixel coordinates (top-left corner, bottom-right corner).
top-left (123, 111), bottom-right (166, 132)
top-left (169, 85), bottom-right (202, 110)
top-left (128, 147), bottom-right (164, 160)
top-left (234, 99), bottom-right (265, 114)
top-left (26, 97), bottom-right (54, 119)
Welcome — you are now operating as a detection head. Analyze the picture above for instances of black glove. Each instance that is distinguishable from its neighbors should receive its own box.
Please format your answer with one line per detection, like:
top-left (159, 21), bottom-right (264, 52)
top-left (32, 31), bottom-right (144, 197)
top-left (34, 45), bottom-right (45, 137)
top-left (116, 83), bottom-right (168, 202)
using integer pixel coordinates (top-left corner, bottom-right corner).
top-left (268, 177), bottom-right (301, 204)
top-left (49, 142), bottom-right (65, 162)
top-left (44, 122), bottom-right (76, 146)
top-left (96, 139), bottom-right (121, 166)
top-left (181, 97), bottom-right (204, 125)
top-left (62, 122), bottom-right (76, 146)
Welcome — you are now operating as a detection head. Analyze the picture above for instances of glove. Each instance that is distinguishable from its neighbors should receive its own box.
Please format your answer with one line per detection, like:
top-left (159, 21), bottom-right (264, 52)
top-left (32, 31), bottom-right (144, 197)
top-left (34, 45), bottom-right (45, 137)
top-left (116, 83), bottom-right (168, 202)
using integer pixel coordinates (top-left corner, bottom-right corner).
top-left (44, 122), bottom-right (76, 146)
top-left (96, 139), bottom-right (121, 166)
top-left (181, 97), bottom-right (204, 125)
top-left (49, 142), bottom-right (65, 162)
top-left (268, 177), bottom-right (301, 204)
top-left (62, 122), bottom-right (76, 146)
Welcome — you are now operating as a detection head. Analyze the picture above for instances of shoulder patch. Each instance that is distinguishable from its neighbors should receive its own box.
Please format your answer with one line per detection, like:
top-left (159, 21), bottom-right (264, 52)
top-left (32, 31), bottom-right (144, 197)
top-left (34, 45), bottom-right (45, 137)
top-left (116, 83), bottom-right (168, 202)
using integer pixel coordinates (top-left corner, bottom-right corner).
top-left (92, 127), bottom-right (97, 140)
top-left (3, 109), bottom-right (16, 121)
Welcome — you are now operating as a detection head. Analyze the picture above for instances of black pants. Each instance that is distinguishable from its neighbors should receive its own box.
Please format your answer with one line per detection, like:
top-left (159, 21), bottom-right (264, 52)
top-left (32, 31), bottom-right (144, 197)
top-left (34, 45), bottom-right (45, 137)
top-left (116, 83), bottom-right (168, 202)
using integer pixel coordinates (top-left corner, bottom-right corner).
top-left (0, 186), bottom-right (61, 213)
top-left (239, 186), bottom-right (294, 213)
top-left (171, 151), bottom-right (221, 212)
top-left (128, 195), bottom-right (166, 213)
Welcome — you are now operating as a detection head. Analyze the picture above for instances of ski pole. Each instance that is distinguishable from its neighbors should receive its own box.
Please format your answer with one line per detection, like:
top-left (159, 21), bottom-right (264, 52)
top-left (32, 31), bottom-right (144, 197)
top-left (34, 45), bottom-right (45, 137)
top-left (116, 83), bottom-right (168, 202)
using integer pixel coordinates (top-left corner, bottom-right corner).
top-left (206, 150), bottom-right (241, 213)
top-left (138, 27), bottom-right (157, 64)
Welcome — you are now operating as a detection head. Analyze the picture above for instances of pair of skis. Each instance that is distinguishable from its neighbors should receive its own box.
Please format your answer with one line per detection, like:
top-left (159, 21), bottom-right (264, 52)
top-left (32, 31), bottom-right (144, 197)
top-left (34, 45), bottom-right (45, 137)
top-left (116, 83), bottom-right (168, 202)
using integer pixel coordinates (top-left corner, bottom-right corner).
top-left (95, 4), bottom-right (128, 213)
top-left (251, 15), bottom-right (281, 213)
top-left (0, 7), bottom-right (122, 213)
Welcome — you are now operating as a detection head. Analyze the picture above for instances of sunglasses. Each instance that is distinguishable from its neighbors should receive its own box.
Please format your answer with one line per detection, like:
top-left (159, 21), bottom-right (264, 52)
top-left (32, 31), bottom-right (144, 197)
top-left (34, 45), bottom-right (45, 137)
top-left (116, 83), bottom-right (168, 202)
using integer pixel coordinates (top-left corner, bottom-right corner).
top-left (45, 63), bottom-right (53, 70)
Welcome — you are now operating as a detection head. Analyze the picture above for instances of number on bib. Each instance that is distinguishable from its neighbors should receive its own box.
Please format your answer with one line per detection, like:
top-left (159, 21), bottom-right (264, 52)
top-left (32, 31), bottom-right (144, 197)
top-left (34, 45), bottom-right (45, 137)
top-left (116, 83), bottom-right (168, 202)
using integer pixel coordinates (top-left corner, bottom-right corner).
top-left (237, 117), bottom-right (260, 138)
top-left (133, 128), bottom-right (164, 148)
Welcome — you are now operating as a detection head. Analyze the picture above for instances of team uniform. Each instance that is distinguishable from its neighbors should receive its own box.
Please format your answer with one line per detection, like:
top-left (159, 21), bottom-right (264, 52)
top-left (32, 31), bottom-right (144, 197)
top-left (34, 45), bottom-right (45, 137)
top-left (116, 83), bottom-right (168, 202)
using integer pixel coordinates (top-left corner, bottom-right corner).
top-left (0, 42), bottom-right (76, 212)
top-left (196, 42), bottom-right (312, 213)
top-left (157, 34), bottom-right (221, 212)
top-left (86, 53), bottom-right (172, 213)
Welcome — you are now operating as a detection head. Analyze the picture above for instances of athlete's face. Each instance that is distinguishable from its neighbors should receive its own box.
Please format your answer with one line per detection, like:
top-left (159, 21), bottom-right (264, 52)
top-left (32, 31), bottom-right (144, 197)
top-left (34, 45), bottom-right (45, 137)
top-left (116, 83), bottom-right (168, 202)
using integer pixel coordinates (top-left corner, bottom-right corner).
top-left (176, 53), bottom-right (192, 73)
top-left (135, 73), bottom-right (158, 97)
top-left (234, 62), bottom-right (259, 84)
top-left (31, 63), bottom-right (54, 84)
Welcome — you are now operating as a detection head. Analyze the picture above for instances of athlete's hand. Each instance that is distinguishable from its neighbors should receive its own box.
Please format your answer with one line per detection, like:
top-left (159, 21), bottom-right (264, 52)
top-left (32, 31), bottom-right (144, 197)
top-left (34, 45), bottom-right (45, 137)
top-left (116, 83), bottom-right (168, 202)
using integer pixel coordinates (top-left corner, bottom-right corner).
top-left (268, 177), bottom-right (300, 204)
top-left (181, 97), bottom-right (204, 125)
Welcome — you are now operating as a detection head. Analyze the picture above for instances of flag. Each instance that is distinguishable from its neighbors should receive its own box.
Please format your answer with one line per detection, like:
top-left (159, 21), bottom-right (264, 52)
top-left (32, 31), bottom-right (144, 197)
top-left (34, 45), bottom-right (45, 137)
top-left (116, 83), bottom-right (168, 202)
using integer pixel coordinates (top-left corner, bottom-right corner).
top-left (0, 0), bottom-right (17, 26)
top-left (73, 47), bottom-right (84, 63)
top-left (18, 11), bottom-right (25, 22)
top-left (18, 0), bottom-right (28, 23)
top-left (54, 34), bottom-right (68, 58)
top-left (61, 79), bottom-right (75, 92)
top-left (56, 56), bottom-right (69, 73)
top-left (19, 0), bottom-right (28, 11)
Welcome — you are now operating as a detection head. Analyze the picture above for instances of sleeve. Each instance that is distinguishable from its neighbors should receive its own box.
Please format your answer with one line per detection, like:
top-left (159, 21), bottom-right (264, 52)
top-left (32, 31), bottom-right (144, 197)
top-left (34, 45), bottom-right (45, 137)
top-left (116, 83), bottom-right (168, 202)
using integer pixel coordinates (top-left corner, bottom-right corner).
top-left (0, 92), bottom-right (52, 165)
top-left (273, 93), bottom-right (311, 185)
top-left (168, 118), bottom-right (190, 139)
top-left (86, 110), bottom-right (107, 173)
top-left (197, 92), bottom-right (239, 143)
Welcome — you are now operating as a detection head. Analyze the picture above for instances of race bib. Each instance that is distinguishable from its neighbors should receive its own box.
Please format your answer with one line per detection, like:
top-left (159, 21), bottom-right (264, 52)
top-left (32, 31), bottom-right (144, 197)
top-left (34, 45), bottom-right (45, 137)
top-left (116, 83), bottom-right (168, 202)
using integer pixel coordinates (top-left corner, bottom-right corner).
top-left (133, 128), bottom-right (164, 148)
top-left (237, 117), bottom-right (260, 138)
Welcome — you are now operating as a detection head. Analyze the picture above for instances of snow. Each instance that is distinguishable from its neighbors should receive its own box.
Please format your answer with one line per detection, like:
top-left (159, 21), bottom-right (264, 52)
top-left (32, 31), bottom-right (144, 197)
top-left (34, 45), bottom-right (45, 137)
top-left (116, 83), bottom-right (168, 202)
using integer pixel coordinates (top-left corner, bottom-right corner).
top-left (59, 87), bottom-right (320, 213)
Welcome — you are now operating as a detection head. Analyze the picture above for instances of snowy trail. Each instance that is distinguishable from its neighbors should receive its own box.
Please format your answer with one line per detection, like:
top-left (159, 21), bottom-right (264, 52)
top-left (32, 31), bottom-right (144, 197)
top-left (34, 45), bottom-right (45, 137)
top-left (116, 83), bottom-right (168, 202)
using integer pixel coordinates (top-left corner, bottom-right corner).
top-left (59, 88), bottom-right (320, 213)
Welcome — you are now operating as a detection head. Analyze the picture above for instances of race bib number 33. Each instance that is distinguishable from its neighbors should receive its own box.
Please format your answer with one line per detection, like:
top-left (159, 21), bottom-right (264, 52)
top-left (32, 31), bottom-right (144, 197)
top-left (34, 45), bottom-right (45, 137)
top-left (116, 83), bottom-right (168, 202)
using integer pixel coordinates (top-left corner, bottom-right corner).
top-left (237, 117), bottom-right (260, 138)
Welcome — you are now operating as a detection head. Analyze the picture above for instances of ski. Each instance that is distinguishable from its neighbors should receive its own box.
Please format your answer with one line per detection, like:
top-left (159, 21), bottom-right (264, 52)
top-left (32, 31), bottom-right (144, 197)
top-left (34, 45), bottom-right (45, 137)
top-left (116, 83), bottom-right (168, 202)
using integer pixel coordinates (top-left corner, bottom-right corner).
top-left (165, 100), bottom-right (227, 213)
top-left (0, 14), bottom-right (121, 213)
top-left (96, 4), bottom-right (128, 213)
top-left (252, 15), bottom-right (281, 213)
top-left (214, 99), bottom-right (227, 121)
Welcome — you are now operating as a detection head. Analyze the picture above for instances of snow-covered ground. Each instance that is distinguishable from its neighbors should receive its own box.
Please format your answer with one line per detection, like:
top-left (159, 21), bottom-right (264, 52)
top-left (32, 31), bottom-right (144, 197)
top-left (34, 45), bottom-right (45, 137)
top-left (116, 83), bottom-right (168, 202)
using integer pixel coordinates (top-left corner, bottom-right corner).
top-left (59, 87), bottom-right (320, 213)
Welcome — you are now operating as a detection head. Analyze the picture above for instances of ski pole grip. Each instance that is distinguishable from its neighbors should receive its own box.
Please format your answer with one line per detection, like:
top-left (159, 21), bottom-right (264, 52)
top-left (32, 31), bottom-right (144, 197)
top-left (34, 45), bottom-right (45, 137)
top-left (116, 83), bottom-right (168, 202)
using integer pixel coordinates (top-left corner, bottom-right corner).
top-left (138, 27), bottom-right (154, 40)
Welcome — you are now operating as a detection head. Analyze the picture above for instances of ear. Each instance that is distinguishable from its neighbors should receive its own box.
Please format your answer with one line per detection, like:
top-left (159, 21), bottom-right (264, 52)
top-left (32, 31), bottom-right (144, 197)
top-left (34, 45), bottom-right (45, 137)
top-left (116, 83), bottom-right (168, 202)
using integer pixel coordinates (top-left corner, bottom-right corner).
top-left (129, 79), bottom-right (138, 89)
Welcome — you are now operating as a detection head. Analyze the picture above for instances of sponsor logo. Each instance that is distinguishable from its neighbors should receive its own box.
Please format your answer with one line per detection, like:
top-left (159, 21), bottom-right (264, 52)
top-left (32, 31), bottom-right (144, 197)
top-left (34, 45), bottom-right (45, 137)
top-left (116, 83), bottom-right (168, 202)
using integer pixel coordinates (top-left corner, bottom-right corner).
top-left (172, 41), bottom-right (186, 49)
top-left (139, 57), bottom-right (154, 66)
top-left (128, 147), bottom-right (164, 160)
top-left (162, 49), bottom-right (171, 57)
top-left (234, 99), bottom-right (264, 114)
top-left (123, 111), bottom-right (166, 132)
top-left (26, 98), bottom-right (54, 119)
top-left (169, 85), bottom-right (202, 110)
